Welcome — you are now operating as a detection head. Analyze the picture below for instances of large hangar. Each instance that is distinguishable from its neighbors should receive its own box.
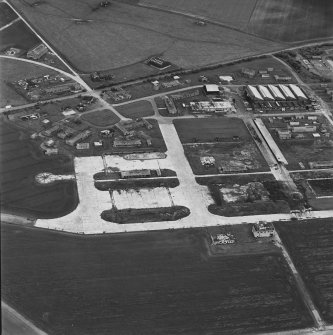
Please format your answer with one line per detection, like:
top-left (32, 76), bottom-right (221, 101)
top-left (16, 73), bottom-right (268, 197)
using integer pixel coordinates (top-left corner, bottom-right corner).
top-left (289, 84), bottom-right (308, 100)
top-left (267, 85), bottom-right (285, 100)
top-left (258, 85), bottom-right (274, 101)
top-left (246, 85), bottom-right (263, 101)
top-left (278, 85), bottom-right (296, 100)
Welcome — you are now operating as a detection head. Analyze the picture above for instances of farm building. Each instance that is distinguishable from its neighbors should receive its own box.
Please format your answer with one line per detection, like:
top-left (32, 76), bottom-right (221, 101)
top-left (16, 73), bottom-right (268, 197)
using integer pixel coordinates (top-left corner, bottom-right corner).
top-left (252, 221), bottom-right (275, 238)
top-left (43, 124), bottom-right (61, 137)
top-left (278, 85), bottom-right (296, 100)
top-left (113, 139), bottom-right (142, 147)
top-left (268, 85), bottom-right (285, 100)
top-left (27, 44), bottom-right (48, 60)
top-left (241, 68), bottom-right (256, 78)
top-left (147, 57), bottom-right (171, 70)
top-left (291, 126), bottom-right (316, 133)
top-left (258, 85), bottom-right (274, 101)
top-left (114, 123), bottom-right (133, 136)
top-left (189, 101), bottom-right (233, 113)
top-left (309, 161), bottom-right (333, 169)
top-left (44, 83), bottom-right (82, 95)
top-left (246, 85), bottom-right (263, 101)
top-left (203, 84), bottom-right (220, 95)
top-left (277, 129), bottom-right (291, 140)
top-left (76, 143), bottom-right (90, 150)
top-left (162, 96), bottom-right (177, 114)
top-left (120, 169), bottom-right (151, 179)
top-left (66, 130), bottom-right (92, 146)
top-left (274, 75), bottom-right (292, 82)
top-left (289, 84), bottom-right (308, 100)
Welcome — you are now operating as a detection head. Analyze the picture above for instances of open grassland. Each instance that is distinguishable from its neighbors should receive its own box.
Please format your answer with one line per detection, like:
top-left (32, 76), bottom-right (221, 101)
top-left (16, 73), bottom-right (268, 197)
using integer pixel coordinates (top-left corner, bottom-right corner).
top-left (174, 118), bottom-right (250, 144)
top-left (0, 58), bottom-right (58, 107)
top-left (0, 121), bottom-right (78, 218)
top-left (0, 3), bottom-right (18, 27)
top-left (9, 0), bottom-right (283, 73)
top-left (1, 224), bottom-right (313, 335)
top-left (115, 100), bottom-right (155, 119)
top-left (0, 19), bottom-right (40, 51)
top-left (139, 0), bottom-right (257, 30)
top-left (81, 109), bottom-right (120, 127)
top-left (249, 0), bottom-right (333, 42)
top-left (276, 219), bottom-right (333, 323)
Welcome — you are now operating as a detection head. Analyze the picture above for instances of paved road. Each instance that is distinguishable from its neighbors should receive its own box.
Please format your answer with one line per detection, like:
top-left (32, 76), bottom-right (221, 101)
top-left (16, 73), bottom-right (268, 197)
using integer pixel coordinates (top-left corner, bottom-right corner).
top-left (2, 302), bottom-right (47, 335)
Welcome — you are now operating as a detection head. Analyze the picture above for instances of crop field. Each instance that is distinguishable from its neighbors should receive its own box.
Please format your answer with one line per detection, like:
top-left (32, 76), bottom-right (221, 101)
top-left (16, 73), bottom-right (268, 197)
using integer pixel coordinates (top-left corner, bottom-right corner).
top-left (308, 178), bottom-right (333, 197)
top-left (1, 223), bottom-right (313, 335)
top-left (0, 19), bottom-right (40, 51)
top-left (0, 58), bottom-right (58, 107)
top-left (81, 109), bottom-right (120, 127)
top-left (0, 3), bottom-right (18, 26)
top-left (0, 120), bottom-right (78, 218)
top-left (249, 0), bottom-right (333, 42)
top-left (174, 118), bottom-right (250, 143)
top-left (139, 0), bottom-right (257, 30)
top-left (9, 0), bottom-right (283, 74)
top-left (115, 100), bottom-right (155, 119)
top-left (275, 218), bottom-right (333, 323)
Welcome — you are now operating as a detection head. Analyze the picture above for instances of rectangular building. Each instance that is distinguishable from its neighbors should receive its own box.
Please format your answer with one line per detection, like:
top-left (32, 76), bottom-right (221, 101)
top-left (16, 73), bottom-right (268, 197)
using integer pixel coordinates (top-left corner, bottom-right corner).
top-left (66, 130), bottom-right (92, 146)
top-left (254, 118), bottom-right (288, 165)
top-left (120, 169), bottom-right (151, 179)
top-left (291, 126), bottom-right (316, 133)
top-left (27, 44), bottom-right (48, 60)
top-left (113, 139), bottom-right (142, 147)
top-left (277, 129), bottom-right (291, 139)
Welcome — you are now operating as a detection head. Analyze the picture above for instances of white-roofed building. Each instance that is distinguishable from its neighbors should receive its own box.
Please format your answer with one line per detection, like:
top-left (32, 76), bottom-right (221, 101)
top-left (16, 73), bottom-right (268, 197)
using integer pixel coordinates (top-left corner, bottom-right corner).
top-left (258, 85), bottom-right (274, 100)
top-left (289, 84), bottom-right (308, 100)
top-left (246, 85), bottom-right (263, 101)
top-left (203, 84), bottom-right (220, 94)
top-left (278, 85), bottom-right (296, 100)
top-left (267, 85), bottom-right (285, 100)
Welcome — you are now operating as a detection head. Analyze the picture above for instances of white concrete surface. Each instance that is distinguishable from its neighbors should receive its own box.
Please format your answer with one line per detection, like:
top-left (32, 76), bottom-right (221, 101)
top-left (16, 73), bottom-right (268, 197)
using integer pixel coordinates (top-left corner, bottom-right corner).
top-left (112, 188), bottom-right (173, 209)
top-left (35, 122), bottom-right (333, 234)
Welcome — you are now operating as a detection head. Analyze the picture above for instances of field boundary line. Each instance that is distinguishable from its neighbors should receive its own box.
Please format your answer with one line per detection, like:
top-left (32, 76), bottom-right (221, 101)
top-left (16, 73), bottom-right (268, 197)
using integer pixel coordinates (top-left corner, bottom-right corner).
top-left (274, 232), bottom-right (326, 330)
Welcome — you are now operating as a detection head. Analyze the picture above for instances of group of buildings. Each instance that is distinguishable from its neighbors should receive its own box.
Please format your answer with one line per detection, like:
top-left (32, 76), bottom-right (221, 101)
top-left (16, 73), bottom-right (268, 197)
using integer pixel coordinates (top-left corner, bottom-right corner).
top-left (246, 84), bottom-right (308, 102)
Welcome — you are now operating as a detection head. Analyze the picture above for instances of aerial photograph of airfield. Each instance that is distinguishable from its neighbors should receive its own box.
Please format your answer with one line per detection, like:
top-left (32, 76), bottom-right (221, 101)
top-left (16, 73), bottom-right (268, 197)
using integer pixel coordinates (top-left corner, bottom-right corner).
top-left (1, 0), bottom-right (333, 334)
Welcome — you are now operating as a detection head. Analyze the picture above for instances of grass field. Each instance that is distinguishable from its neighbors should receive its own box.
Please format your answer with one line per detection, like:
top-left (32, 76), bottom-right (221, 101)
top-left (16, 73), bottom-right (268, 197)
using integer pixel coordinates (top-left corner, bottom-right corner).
top-left (81, 109), bottom-right (120, 127)
top-left (0, 3), bottom-right (18, 27)
top-left (0, 58), bottom-right (58, 107)
top-left (276, 219), bottom-right (333, 323)
top-left (115, 100), bottom-right (155, 119)
top-left (173, 118), bottom-right (250, 143)
top-left (9, 0), bottom-right (283, 74)
top-left (0, 19), bottom-right (40, 51)
top-left (1, 223), bottom-right (313, 335)
top-left (0, 120), bottom-right (78, 218)
top-left (249, 0), bottom-right (333, 42)
top-left (140, 0), bottom-right (257, 30)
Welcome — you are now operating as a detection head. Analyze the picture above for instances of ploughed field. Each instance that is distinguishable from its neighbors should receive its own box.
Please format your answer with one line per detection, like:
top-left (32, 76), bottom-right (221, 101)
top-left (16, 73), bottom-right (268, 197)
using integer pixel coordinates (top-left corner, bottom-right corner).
top-left (0, 121), bottom-right (78, 218)
top-left (276, 219), bottom-right (333, 323)
top-left (1, 224), bottom-right (313, 335)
